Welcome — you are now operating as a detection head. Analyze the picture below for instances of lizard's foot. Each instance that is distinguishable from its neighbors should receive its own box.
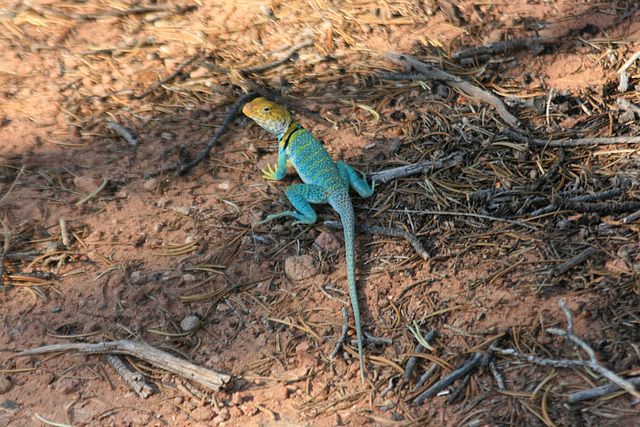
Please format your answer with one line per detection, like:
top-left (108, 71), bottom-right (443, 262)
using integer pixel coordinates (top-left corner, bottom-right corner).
top-left (261, 164), bottom-right (280, 181)
top-left (258, 211), bottom-right (294, 225)
top-left (258, 210), bottom-right (316, 225)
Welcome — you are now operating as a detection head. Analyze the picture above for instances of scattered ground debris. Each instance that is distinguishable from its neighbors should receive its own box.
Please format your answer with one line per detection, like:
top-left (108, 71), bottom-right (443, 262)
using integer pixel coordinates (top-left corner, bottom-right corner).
top-left (1, 0), bottom-right (640, 425)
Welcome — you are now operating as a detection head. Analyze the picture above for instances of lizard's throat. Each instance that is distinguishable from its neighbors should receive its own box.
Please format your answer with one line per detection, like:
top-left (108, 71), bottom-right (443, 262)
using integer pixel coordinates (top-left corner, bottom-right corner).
top-left (279, 121), bottom-right (302, 149)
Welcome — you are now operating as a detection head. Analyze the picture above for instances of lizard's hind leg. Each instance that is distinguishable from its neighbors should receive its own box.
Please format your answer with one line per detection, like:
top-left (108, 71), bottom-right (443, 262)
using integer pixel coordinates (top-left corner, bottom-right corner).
top-left (336, 161), bottom-right (374, 198)
top-left (260, 184), bottom-right (328, 225)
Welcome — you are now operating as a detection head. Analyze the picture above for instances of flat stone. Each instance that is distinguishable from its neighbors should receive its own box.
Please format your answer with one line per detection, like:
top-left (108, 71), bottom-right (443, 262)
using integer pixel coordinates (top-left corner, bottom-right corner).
top-left (284, 255), bottom-right (317, 281)
top-left (315, 231), bottom-right (341, 252)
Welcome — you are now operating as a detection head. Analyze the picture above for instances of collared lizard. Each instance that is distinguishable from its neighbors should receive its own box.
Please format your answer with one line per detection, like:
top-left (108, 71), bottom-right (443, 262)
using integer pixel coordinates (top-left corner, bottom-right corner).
top-left (243, 97), bottom-right (374, 383)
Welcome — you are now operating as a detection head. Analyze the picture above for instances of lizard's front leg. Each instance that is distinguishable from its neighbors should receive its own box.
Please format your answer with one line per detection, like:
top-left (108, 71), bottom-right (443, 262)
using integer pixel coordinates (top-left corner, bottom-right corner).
top-left (262, 146), bottom-right (288, 181)
top-left (260, 184), bottom-right (328, 225)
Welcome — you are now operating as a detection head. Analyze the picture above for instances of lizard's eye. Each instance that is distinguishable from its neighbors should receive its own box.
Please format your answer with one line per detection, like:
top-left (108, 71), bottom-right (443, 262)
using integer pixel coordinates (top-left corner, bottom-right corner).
top-left (262, 107), bottom-right (271, 114)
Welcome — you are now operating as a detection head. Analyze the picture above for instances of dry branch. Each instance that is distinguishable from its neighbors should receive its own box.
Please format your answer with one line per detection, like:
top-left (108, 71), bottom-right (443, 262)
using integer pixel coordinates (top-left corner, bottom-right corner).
top-left (24, 2), bottom-right (196, 21)
top-left (529, 188), bottom-right (622, 218)
top-left (106, 120), bottom-right (138, 146)
top-left (133, 54), bottom-right (200, 100)
top-left (144, 92), bottom-right (260, 177)
top-left (567, 377), bottom-right (640, 403)
top-left (369, 152), bottom-right (464, 183)
top-left (503, 128), bottom-right (640, 147)
top-left (106, 354), bottom-right (153, 398)
top-left (325, 221), bottom-right (430, 260)
top-left (201, 40), bottom-right (313, 75)
top-left (452, 37), bottom-right (553, 59)
top-left (384, 51), bottom-right (521, 129)
top-left (496, 300), bottom-right (640, 401)
top-left (551, 247), bottom-right (597, 277)
top-left (413, 352), bottom-right (483, 405)
top-left (177, 92), bottom-right (259, 175)
top-left (547, 300), bottom-right (640, 400)
top-left (552, 196), bottom-right (640, 214)
top-left (329, 306), bottom-right (351, 359)
top-left (16, 340), bottom-right (231, 391)
top-left (540, 136), bottom-right (640, 147)
top-left (412, 364), bottom-right (439, 393)
top-left (404, 330), bottom-right (437, 380)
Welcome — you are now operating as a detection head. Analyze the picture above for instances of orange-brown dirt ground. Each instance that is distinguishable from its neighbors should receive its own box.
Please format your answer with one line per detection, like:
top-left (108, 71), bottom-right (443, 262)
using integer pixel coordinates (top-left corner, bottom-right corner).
top-left (1, 0), bottom-right (640, 426)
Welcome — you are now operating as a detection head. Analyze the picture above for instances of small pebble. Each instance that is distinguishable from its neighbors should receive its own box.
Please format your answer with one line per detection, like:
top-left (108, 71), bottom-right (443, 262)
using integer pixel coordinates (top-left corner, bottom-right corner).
top-left (143, 179), bottom-right (158, 191)
top-left (284, 255), bottom-right (317, 281)
top-left (190, 405), bottom-right (215, 422)
top-left (171, 206), bottom-right (190, 215)
top-left (0, 377), bottom-right (12, 394)
top-left (0, 399), bottom-right (18, 413)
top-left (314, 231), bottom-right (341, 252)
top-left (180, 315), bottom-right (201, 332)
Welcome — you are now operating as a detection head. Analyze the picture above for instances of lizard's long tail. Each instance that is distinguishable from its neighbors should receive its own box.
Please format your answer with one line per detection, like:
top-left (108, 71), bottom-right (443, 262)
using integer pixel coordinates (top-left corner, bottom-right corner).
top-left (334, 195), bottom-right (365, 384)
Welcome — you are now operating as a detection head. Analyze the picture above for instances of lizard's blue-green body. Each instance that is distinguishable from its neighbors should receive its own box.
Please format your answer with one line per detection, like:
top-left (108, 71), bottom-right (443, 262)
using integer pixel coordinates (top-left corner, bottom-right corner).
top-left (243, 97), bottom-right (374, 383)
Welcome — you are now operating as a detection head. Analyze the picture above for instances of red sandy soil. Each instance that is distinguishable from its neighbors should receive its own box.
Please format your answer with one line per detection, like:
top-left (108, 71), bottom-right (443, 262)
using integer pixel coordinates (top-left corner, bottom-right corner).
top-left (1, 1), bottom-right (640, 426)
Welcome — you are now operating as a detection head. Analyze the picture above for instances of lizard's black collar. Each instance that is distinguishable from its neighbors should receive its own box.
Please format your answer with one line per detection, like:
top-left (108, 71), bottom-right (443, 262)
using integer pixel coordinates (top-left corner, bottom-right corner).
top-left (280, 122), bottom-right (303, 149)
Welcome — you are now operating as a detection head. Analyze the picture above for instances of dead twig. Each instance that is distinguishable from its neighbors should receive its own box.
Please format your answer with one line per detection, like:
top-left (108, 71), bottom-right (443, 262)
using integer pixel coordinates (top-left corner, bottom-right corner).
top-left (496, 300), bottom-right (640, 401)
top-left (548, 300), bottom-right (640, 399)
top-left (445, 372), bottom-right (472, 403)
top-left (488, 360), bottom-right (505, 390)
top-left (16, 340), bottom-right (231, 391)
top-left (403, 344), bottom-right (424, 381)
top-left (412, 363), bottom-right (439, 393)
top-left (413, 352), bottom-right (482, 404)
top-left (59, 218), bottom-right (70, 248)
top-left (616, 98), bottom-right (640, 116)
top-left (617, 50), bottom-right (640, 92)
top-left (370, 152), bottom-right (464, 183)
top-left (133, 53), bottom-right (201, 100)
top-left (106, 121), bottom-right (138, 146)
top-left (540, 136), bottom-right (640, 147)
top-left (175, 92), bottom-right (260, 176)
top-left (551, 247), bottom-right (596, 277)
top-left (24, 2), bottom-right (196, 22)
top-left (530, 188), bottom-right (623, 217)
top-left (145, 92), bottom-right (259, 178)
top-left (329, 306), bottom-right (351, 359)
top-left (363, 208), bottom-right (538, 230)
top-left (0, 232), bottom-right (34, 284)
top-left (567, 377), bottom-right (640, 403)
top-left (452, 37), bottom-right (552, 59)
top-left (404, 330), bottom-right (437, 380)
top-left (621, 209), bottom-right (640, 224)
top-left (526, 150), bottom-right (564, 192)
top-left (552, 196), bottom-right (640, 214)
top-left (384, 51), bottom-right (521, 129)
top-left (105, 354), bottom-right (153, 398)
top-left (201, 40), bottom-right (313, 75)
top-left (503, 128), bottom-right (640, 147)
top-left (325, 221), bottom-right (430, 260)
top-left (375, 72), bottom-right (428, 81)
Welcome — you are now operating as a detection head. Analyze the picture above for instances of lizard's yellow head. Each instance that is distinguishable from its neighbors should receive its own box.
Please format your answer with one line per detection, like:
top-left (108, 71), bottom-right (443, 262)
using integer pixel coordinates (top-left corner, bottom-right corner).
top-left (243, 97), bottom-right (292, 138)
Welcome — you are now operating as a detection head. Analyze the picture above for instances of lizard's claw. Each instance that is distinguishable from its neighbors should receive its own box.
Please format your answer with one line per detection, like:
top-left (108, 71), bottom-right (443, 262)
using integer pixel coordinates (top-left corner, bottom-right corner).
top-left (262, 164), bottom-right (279, 181)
